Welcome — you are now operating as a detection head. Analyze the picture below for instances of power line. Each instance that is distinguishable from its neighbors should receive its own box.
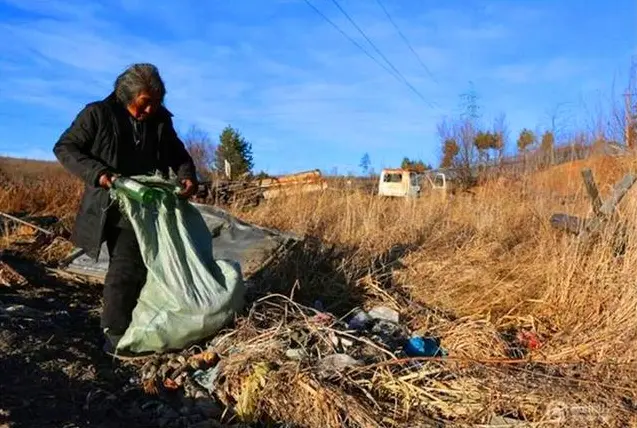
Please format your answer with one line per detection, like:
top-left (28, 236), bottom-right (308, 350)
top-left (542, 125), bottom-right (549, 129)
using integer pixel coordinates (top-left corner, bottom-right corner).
top-left (302, 0), bottom-right (400, 79)
top-left (303, 0), bottom-right (435, 108)
top-left (328, 0), bottom-right (435, 108)
top-left (374, 0), bottom-right (437, 84)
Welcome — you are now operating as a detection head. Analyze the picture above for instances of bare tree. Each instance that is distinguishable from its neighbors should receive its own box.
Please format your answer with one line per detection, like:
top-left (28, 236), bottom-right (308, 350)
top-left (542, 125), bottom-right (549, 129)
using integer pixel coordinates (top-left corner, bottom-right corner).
top-left (182, 125), bottom-right (215, 181)
top-left (544, 102), bottom-right (573, 148)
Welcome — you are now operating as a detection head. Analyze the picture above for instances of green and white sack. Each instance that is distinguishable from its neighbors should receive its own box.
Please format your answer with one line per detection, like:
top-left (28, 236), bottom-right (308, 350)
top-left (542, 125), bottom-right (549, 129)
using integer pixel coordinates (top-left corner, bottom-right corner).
top-left (109, 175), bottom-right (246, 354)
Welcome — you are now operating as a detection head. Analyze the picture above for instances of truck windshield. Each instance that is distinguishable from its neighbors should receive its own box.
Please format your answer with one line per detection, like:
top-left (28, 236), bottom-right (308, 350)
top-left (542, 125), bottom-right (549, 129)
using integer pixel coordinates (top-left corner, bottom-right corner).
top-left (383, 173), bottom-right (402, 183)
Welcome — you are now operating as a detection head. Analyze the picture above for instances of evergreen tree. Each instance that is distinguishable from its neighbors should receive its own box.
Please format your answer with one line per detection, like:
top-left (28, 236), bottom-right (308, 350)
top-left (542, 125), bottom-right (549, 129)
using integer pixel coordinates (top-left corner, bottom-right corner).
top-left (215, 125), bottom-right (254, 180)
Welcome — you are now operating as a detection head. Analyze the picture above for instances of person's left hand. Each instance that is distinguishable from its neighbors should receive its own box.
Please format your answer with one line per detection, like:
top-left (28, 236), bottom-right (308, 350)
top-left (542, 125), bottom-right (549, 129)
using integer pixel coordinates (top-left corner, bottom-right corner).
top-left (177, 179), bottom-right (197, 199)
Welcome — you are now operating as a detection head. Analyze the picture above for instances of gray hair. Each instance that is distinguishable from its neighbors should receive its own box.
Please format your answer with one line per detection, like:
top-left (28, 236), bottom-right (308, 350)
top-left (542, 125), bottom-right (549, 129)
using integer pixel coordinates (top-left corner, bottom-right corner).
top-left (113, 63), bottom-right (166, 105)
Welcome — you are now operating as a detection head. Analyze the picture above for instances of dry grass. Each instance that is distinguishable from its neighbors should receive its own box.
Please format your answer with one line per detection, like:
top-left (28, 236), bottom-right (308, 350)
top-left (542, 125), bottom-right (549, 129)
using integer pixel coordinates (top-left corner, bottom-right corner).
top-left (3, 154), bottom-right (637, 426)
top-left (0, 156), bottom-right (81, 218)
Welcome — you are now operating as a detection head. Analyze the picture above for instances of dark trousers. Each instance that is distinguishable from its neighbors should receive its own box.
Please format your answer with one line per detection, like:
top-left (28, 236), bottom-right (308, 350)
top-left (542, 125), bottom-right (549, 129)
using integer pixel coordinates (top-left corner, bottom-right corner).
top-left (100, 221), bottom-right (147, 335)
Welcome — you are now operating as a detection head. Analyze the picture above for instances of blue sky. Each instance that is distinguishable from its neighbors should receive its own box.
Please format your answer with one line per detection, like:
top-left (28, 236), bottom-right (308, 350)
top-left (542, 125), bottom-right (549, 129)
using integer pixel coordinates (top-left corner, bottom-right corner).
top-left (0, 0), bottom-right (635, 175)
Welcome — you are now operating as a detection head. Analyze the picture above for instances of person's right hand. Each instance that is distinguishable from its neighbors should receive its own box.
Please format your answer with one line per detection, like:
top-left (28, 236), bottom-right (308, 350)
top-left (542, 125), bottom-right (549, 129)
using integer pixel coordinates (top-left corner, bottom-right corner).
top-left (99, 173), bottom-right (114, 189)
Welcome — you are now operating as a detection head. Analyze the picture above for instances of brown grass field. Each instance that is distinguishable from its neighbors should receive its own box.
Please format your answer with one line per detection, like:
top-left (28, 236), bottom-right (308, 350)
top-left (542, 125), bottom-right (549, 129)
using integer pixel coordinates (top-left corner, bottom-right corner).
top-left (2, 153), bottom-right (637, 427)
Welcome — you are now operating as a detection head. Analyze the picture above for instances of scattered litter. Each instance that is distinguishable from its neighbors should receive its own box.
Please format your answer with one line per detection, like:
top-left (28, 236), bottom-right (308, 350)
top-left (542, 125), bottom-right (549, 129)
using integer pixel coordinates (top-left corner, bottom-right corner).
top-left (403, 336), bottom-right (447, 358)
top-left (309, 311), bottom-right (333, 326)
top-left (516, 330), bottom-right (542, 350)
top-left (370, 319), bottom-right (408, 350)
top-left (285, 348), bottom-right (307, 360)
top-left (347, 308), bottom-right (372, 330)
top-left (329, 333), bottom-right (354, 351)
top-left (368, 305), bottom-right (400, 323)
top-left (163, 378), bottom-right (179, 390)
top-left (192, 364), bottom-right (221, 394)
top-left (317, 353), bottom-right (363, 376)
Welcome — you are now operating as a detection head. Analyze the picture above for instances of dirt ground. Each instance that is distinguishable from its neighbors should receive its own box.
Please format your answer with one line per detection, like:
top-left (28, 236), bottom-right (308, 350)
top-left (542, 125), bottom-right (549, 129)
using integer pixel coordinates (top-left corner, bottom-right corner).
top-left (0, 251), bottom-right (159, 428)
top-left (0, 243), bottom-right (244, 428)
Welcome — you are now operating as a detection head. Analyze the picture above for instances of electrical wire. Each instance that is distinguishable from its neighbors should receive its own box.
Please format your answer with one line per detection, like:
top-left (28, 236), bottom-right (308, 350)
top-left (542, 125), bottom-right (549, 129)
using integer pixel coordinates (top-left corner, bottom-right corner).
top-left (328, 0), bottom-right (434, 107)
top-left (303, 0), bottom-right (435, 108)
top-left (302, 0), bottom-right (398, 78)
top-left (374, 0), bottom-right (437, 84)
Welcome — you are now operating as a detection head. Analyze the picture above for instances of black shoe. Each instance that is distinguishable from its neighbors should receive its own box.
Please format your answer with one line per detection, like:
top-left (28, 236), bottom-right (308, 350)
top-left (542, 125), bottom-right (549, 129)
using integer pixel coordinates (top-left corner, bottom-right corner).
top-left (102, 329), bottom-right (123, 354)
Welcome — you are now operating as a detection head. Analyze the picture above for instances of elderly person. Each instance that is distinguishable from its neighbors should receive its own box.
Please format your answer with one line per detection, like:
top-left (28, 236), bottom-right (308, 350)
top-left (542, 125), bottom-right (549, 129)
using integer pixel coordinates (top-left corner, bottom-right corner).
top-left (53, 63), bottom-right (198, 353)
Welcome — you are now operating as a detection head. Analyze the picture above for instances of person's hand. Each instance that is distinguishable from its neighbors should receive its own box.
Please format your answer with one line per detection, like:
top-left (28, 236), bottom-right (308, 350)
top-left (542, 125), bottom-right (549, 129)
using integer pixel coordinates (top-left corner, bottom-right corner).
top-left (177, 178), bottom-right (197, 199)
top-left (98, 173), bottom-right (114, 189)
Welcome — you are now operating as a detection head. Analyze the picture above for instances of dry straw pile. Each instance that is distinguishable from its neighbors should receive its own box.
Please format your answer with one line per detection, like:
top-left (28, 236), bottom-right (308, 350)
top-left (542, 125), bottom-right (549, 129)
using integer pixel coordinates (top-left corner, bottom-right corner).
top-left (3, 155), bottom-right (637, 426)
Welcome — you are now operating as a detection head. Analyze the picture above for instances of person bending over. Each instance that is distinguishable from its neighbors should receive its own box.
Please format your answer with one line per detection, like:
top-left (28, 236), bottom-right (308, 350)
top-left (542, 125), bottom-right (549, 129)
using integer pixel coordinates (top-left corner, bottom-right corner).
top-left (53, 63), bottom-right (198, 353)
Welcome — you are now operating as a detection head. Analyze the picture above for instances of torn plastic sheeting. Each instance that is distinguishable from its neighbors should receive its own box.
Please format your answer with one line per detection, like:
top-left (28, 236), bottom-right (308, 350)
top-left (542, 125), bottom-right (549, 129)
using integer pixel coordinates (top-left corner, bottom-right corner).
top-left (60, 203), bottom-right (301, 282)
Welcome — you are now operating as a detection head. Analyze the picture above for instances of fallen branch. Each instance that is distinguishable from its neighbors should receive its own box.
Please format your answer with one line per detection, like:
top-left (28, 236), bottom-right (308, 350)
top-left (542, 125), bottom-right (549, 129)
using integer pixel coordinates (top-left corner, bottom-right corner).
top-left (0, 211), bottom-right (55, 236)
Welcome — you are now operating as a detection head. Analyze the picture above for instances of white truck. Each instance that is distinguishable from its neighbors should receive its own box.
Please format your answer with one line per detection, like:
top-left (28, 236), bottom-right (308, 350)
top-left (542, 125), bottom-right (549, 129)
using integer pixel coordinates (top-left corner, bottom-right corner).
top-left (377, 168), bottom-right (447, 198)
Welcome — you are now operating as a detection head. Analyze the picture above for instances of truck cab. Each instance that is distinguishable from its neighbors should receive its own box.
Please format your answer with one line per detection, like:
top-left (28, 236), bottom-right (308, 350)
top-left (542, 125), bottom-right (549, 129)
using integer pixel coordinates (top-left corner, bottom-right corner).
top-left (378, 168), bottom-right (420, 198)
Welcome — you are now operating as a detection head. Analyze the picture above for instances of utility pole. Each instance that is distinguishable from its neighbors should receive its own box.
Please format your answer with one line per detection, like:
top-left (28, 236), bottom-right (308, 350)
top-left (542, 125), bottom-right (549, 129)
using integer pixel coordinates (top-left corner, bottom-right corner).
top-left (625, 92), bottom-right (634, 149)
top-left (626, 57), bottom-right (637, 149)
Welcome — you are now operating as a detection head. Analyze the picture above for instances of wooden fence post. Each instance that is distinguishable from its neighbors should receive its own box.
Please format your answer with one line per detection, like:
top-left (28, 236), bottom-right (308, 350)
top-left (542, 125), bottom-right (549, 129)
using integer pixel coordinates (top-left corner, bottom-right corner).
top-left (549, 169), bottom-right (637, 244)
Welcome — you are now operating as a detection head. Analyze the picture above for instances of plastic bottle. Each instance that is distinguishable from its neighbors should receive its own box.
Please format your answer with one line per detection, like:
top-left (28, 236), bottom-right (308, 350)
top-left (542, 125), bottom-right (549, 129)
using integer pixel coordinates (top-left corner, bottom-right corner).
top-left (112, 177), bottom-right (159, 205)
top-left (403, 336), bottom-right (447, 357)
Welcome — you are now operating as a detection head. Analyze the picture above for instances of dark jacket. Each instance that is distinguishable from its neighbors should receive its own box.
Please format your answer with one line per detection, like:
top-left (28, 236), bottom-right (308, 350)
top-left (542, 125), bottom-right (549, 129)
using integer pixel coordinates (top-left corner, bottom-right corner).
top-left (53, 92), bottom-right (197, 261)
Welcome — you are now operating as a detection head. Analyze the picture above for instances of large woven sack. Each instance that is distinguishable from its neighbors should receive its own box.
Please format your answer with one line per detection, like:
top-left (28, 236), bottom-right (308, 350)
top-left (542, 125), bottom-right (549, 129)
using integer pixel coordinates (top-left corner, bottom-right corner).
top-left (111, 175), bottom-right (246, 354)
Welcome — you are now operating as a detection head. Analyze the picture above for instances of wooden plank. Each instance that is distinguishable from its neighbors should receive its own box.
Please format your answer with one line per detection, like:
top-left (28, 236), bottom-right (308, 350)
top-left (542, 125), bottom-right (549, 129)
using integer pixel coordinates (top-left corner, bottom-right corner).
top-left (581, 168), bottom-right (602, 216)
top-left (598, 173), bottom-right (637, 216)
top-left (578, 173), bottom-right (637, 241)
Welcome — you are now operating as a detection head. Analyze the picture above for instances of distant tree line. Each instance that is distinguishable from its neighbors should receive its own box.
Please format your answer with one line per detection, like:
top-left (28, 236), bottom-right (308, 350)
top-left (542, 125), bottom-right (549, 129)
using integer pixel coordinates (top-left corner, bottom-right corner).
top-left (182, 82), bottom-right (625, 186)
top-left (433, 84), bottom-right (623, 187)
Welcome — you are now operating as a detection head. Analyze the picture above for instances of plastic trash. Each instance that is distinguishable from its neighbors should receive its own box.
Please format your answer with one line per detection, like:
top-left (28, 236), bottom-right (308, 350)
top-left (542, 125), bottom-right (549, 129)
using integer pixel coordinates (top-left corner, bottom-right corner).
top-left (317, 354), bottom-right (363, 376)
top-left (111, 175), bottom-right (246, 354)
top-left (368, 306), bottom-right (400, 323)
top-left (403, 336), bottom-right (447, 357)
top-left (285, 348), bottom-right (308, 360)
top-left (370, 319), bottom-right (408, 351)
top-left (309, 312), bottom-right (333, 326)
top-left (192, 364), bottom-right (221, 394)
top-left (517, 330), bottom-right (542, 350)
top-left (347, 308), bottom-right (373, 331)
